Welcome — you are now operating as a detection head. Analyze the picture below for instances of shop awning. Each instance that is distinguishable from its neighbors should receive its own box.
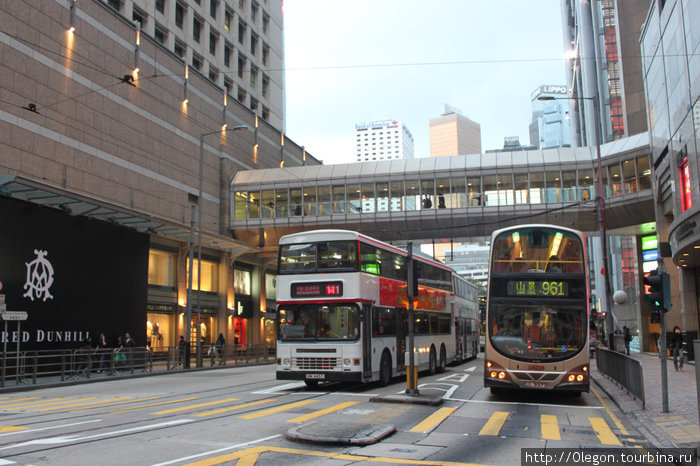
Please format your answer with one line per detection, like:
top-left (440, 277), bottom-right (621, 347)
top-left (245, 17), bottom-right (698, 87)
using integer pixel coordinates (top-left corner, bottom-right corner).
top-left (0, 175), bottom-right (257, 257)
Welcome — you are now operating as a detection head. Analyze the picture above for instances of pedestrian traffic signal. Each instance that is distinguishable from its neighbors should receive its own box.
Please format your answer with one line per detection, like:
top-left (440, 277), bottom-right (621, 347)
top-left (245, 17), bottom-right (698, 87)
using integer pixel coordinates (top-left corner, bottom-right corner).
top-left (644, 270), bottom-right (671, 312)
top-left (650, 309), bottom-right (661, 323)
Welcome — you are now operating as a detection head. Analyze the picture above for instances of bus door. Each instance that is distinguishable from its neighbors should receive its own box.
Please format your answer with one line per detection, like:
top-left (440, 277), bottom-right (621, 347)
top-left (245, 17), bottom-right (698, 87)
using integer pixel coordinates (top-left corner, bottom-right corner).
top-left (362, 304), bottom-right (372, 380)
top-left (396, 308), bottom-right (406, 369)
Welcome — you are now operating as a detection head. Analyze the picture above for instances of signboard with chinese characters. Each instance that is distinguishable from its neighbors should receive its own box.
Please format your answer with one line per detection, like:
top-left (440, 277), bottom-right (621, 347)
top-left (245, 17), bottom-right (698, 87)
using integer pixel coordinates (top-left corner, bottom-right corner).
top-left (506, 280), bottom-right (569, 298)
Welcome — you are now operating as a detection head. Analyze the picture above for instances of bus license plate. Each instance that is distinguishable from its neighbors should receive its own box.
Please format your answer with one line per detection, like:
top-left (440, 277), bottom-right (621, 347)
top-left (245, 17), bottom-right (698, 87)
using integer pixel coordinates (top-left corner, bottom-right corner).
top-left (306, 374), bottom-right (325, 379)
top-left (525, 382), bottom-right (546, 389)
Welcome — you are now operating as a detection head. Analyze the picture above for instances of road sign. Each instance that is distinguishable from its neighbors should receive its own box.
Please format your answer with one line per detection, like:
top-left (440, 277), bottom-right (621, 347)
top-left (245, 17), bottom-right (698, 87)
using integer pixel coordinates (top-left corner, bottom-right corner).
top-left (0, 294), bottom-right (5, 304)
top-left (1, 312), bottom-right (28, 321)
top-left (0, 304), bottom-right (6, 313)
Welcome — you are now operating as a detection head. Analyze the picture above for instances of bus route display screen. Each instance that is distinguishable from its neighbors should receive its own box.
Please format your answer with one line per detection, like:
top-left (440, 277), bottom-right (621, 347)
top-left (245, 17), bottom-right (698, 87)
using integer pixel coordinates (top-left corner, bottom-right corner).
top-left (506, 280), bottom-right (569, 297)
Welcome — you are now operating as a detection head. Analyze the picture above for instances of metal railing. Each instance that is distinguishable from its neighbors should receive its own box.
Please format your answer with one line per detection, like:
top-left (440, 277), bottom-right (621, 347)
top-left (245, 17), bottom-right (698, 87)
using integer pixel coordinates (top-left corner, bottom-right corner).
top-left (595, 347), bottom-right (645, 408)
top-left (0, 344), bottom-right (274, 388)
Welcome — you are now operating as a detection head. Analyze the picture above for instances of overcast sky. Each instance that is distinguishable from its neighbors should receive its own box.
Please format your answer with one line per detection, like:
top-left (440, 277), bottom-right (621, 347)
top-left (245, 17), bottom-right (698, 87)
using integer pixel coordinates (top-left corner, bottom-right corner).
top-left (282, 0), bottom-right (567, 164)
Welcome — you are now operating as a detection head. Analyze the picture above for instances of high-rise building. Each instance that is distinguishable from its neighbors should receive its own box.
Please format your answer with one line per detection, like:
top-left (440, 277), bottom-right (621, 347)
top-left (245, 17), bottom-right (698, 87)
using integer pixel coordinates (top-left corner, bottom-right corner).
top-left (354, 120), bottom-right (414, 163)
top-left (429, 106), bottom-right (482, 156)
top-left (529, 85), bottom-right (572, 149)
top-left (115, 0), bottom-right (284, 129)
top-left (640, 0), bottom-right (700, 343)
top-left (561, 0), bottom-right (648, 146)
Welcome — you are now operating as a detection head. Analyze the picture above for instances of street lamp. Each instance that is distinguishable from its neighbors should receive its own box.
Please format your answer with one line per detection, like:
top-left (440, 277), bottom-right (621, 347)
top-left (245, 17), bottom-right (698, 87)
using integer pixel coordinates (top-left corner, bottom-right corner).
top-left (538, 94), bottom-right (615, 349)
top-left (189, 124), bottom-right (248, 367)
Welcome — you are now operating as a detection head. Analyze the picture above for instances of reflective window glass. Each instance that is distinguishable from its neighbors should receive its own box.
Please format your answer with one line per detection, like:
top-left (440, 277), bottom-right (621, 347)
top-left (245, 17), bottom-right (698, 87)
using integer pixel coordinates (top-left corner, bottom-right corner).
top-left (637, 156), bottom-right (651, 190)
top-left (514, 174), bottom-right (528, 204)
top-left (530, 172), bottom-right (544, 204)
top-left (234, 191), bottom-right (247, 220)
top-left (332, 185), bottom-right (346, 214)
top-left (248, 191), bottom-right (260, 218)
top-left (545, 171), bottom-right (561, 203)
top-left (361, 184), bottom-right (375, 212)
top-left (390, 181), bottom-right (404, 211)
top-left (275, 188), bottom-right (288, 217)
top-left (450, 176), bottom-right (466, 208)
top-left (290, 188), bottom-right (302, 216)
top-left (405, 180), bottom-right (419, 211)
top-left (578, 169), bottom-right (594, 201)
top-left (562, 171), bottom-right (576, 201)
top-left (317, 185), bottom-right (331, 216)
top-left (376, 182), bottom-right (389, 212)
top-left (261, 189), bottom-right (274, 218)
top-left (483, 175), bottom-right (498, 206)
top-left (622, 160), bottom-right (636, 193)
top-left (436, 178), bottom-right (449, 209)
top-left (347, 184), bottom-right (361, 214)
top-left (420, 179), bottom-right (435, 209)
top-left (303, 186), bottom-right (317, 216)
top-left (610, 163), bottom-right (622, 196)
top-left (467, 177), bottom-right (482, 206)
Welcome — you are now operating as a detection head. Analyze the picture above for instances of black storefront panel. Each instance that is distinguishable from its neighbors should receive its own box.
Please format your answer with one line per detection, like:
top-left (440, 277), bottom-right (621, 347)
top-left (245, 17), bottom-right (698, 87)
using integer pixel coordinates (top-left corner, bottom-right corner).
top-left (0, 197), bottom-right (149, 349)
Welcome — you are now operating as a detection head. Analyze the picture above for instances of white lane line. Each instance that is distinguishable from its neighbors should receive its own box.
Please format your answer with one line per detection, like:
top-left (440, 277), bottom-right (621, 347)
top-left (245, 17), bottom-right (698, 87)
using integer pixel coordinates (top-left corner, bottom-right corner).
top-left (0, 459), bottom-right (14, 464)
top-left (0, 420), bottom-right (102, 437)
top-left (465, 366), bottom-right (477, 372)
top-left (415, 383), bottom-right (460, 399)
top-left (152, 434), bottom-right (282, 466)
top-left (252, 382), bottom-right (306, 394)
top-left (0, 419), bottom-right (193, 451)
top-left (438, 373), bottom-right (469, 382)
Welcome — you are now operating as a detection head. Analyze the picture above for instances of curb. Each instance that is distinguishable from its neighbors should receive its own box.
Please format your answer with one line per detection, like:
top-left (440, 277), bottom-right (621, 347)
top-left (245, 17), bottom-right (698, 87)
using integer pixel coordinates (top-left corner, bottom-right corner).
top-left (370, 393), bottom-right (444, 405)
top-left (286, 421), bottom-right (396, 446)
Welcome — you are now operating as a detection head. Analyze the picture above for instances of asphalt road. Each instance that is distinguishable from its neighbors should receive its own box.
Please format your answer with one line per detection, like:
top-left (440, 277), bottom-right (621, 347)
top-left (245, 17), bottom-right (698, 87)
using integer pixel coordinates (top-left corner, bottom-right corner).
top-left (0, 354), bottom-right (648, 465)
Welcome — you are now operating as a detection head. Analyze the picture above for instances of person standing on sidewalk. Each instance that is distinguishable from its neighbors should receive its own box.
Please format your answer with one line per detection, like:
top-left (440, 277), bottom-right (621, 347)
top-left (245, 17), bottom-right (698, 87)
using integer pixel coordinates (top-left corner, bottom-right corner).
top-left (623, 326), bottom-right (632, 355)
top-left (670, 325), bottom-right (684, 371)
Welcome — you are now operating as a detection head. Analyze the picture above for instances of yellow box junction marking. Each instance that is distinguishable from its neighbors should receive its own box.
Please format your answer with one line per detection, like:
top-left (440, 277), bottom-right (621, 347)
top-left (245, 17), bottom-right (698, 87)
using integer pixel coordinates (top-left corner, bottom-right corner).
top-left (410, 407), bottom-right (457, 432)
top-left (479, 411), bottom-right (509, 436)
top-left (589, 417), bottom-right (621, 445)
top-left (153, 398), bottom-right (239, 415)
top-left (239, 400), bottom-right (317, 420)
top-left (540, 414), bottom-right (561, 440)
top-left (184, 445), bottom-right (488, 466)
top-left (285, 401), bottom-right (359, 423)
top-left (110, 397), bottom-right (199, 413)
top-left (194, 399), bottom-right (277, 417)
top-left (36, 397), bottom-right (132, 412)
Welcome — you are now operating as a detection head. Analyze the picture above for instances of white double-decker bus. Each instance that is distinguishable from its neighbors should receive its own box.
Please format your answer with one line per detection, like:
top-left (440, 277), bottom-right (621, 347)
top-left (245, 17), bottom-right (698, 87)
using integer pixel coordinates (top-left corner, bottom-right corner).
top-left (484, 224), bottom-right (590, 394)
top-left (275, 230), bottom-right (478, 387)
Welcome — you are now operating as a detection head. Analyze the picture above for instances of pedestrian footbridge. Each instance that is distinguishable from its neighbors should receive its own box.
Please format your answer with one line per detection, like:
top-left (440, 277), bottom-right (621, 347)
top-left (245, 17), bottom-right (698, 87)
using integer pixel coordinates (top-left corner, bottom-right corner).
top-left (231, 133), bottom-right (654, 245)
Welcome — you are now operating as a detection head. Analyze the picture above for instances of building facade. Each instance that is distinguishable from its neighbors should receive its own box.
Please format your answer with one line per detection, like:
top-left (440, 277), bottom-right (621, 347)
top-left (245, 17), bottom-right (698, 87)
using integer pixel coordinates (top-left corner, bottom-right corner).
top-left (0, 0), bottom-right (319, 353)
top-left (529, 85), bottom-right (572, 149)
top-left (640, 0), bottom-right (700, 348)
top-left (354, 120), bottom-right (414, 163)
top-left (561, 0), bottom-right (648, 146)
top-left (429, 108), bottom-right (482, 157)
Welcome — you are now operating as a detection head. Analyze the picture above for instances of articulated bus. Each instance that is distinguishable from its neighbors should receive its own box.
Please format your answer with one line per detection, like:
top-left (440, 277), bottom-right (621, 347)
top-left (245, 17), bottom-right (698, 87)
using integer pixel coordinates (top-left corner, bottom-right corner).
top-left (275, 230), bottom-right (478, 387)
top-left (484, 225), bottom-right (590, 394)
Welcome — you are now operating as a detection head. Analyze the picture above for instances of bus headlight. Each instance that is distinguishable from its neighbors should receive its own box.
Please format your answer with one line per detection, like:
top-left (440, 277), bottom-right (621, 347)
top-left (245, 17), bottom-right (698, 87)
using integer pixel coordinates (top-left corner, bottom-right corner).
top-left (576, 374), bottom-right (584, 382)
top-left (568, 375), bottom-right (575, 382)
top-left (498, 371), bottom-right (506, 380)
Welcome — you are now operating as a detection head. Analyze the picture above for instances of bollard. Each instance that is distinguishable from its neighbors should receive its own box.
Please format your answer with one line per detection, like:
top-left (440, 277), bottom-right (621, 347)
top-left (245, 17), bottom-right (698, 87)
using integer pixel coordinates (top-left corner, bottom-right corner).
top-left (405, 351), bottom-right (419, 392)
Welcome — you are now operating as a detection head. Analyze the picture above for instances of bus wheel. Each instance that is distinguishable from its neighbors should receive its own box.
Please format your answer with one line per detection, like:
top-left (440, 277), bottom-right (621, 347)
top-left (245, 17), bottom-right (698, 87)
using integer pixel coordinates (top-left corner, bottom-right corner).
top-left (438, 345), bottom-right (446, 373)
top-left (428, 347), bottom-right (437, 375)
top-left (304, 379), bottom-right (319, 388)
top-left (379, 352), bottom-right (392, 387)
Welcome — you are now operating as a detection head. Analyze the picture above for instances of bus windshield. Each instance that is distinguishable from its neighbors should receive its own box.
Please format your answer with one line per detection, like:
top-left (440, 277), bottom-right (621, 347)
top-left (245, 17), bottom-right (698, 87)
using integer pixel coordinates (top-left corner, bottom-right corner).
top-left (492, 227), bottom-right (584, 274)
top-left (278, 304), bottom-right (359, 341)
top-left (488, 303), bottom-right (586, 361)
top-left (279, 241), bottom-right (358, 273)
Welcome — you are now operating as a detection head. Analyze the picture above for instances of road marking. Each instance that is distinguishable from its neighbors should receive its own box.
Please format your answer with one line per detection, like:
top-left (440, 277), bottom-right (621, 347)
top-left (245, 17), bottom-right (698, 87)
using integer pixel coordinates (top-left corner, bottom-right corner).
top-left (152, 435), bottom-right (282, 466)
top-left (0, 419), bottom-right (192, 451)
top-left (590, 386), bottom-right (629, 436)
top-left (194, 399), bottom-right (277, 417)
top-left (110, 397), bottom-right (199, 413)
top-left (479, 411), bottom-right (510, 436)
top-left (356, 404), bottom-right (410, 424)
top-left (465, 366), bottom-right (477, 372)
top-left (540, 414), bottom-right (561, 440)
top-left (0, 398), bottom-right (65, 410)
top-left (153, 398), bottom-right (239, 415)
top-left (0, 420), bottom-right (102, 437)
top-left (0, 398), bottom-right (38, 407)
top-left (415, 383), bottom-right (459, 399)
top-left (36, 397), bottom-right (132, 412)
top-left (445, 397), bottom-right (604, 409)
top-left (0, 459), bottom-right (14, 464)
top-left (589, 417), bottom-right (621, 445)
top-left (67, 397), bottom-right (162, 412)
top-left (410, 407), bottom-right (456, 432)
top-left (286, 401), bottom-right (359, 423)
top-left (252, 382), bottom-right (306, 394)
top-left (0, 427), bottom-right (29, 434)
top-left (182, 445), bottom-right (487, 466)
top-left (438, 373), bottom-right (469, 382)
top-left (239, 400), bottom-right (317, 420)
top-left (2, 397), bottom-right (99, 411)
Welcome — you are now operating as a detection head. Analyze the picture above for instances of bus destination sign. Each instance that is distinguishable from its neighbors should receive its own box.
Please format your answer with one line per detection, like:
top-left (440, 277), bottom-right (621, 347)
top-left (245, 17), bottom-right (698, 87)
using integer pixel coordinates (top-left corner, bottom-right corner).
top-left (507, 280), bottom-right (569, 298)
top-left (292, 281), bottom-right (343, 298)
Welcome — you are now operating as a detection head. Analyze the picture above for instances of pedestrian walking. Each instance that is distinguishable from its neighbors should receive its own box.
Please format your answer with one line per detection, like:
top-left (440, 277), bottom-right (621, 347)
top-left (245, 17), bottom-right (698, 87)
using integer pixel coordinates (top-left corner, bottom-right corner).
top-left (124, 332), bottom-right (136, 370)
top-left (670, 325), bottom-right (684, 371)
top-left (96, 333), bottom-right (109, 372)
top-left (178, 335), bottom-right (187, 367)
top-left (216, 333), bottom-right (226, 365)
top-left (623, 326), bottom-right (632, 355)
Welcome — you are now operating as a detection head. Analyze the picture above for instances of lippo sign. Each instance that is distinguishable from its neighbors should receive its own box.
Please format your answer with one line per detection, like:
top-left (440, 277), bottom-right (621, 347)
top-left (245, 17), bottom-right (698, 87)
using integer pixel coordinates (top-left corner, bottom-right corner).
top-left (378, 278), bottom-right (447, 311)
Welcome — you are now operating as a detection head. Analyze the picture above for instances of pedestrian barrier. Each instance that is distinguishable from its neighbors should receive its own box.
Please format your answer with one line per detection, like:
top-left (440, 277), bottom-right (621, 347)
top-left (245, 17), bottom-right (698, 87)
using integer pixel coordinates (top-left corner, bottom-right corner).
top-left (596, 347), bottom-right (645, 408)
top-left (0, 343), bottom-right (274, 388)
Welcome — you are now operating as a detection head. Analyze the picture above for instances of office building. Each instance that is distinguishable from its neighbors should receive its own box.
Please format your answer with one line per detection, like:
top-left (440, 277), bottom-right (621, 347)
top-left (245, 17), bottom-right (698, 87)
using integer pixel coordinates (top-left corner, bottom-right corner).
top-left (0, 0), bottom-right (317, 352)
top-left (110, 0), bottom-right (284, 129)
top-left (354, 120), bottom-right (415, 163)
top-left (561, 0), bottom-right (648, 146)
top-left (640, 0), bottom-right (700, 346)
top-left (529, 85), bottom-right (572, 149)
top-left (429, 106), bottom-right (482, 156)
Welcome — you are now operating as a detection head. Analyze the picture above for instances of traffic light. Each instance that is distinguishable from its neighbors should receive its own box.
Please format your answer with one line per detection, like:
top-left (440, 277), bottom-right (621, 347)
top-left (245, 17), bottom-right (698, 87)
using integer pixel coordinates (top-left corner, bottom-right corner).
top-left (644, 270), bottom-right (671, 312)
top-left (650, 310), bottom-right (661, 323)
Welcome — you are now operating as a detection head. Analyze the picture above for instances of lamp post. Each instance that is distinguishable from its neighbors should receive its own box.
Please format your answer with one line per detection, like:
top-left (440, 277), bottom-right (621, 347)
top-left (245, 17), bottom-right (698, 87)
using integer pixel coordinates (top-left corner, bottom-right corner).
top-left (538, 94), bottom-right (615, 349)
top-left (193, 124), bottom-right (248, 367)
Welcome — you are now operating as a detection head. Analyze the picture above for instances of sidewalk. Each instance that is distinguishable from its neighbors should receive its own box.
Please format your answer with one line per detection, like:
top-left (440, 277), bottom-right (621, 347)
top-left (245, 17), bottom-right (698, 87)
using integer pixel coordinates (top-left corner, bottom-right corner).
top-left (592, 350), bottom-right (699, 451)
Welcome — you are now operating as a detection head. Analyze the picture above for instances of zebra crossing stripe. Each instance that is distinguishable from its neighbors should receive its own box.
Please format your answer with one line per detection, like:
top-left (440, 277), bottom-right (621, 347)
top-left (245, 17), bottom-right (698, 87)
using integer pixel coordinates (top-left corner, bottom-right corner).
top-left (153, 398), bottom-right (239, 415)
top-left (410, 407), bottom-right (456, 432)
top-left (589, 417), bottom-right (621, 445)
top-left (479, 411), bottom-right (509, 436)
top-left (285, 401), bottom-right (359, 423)
top-left (194, 399), bottom-right (277, 417)
top-left (239, 400), bottom-right (317, 420)
top-left (540, 414), bottom-right (561, 440)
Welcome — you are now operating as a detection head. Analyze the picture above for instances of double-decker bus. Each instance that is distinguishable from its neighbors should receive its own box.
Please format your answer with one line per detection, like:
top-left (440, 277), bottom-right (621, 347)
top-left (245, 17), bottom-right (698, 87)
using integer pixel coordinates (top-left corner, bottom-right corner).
top-left (484, 225), bottom-right (590, 394)
top-left (275, 230), bottom-right (478, 387)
